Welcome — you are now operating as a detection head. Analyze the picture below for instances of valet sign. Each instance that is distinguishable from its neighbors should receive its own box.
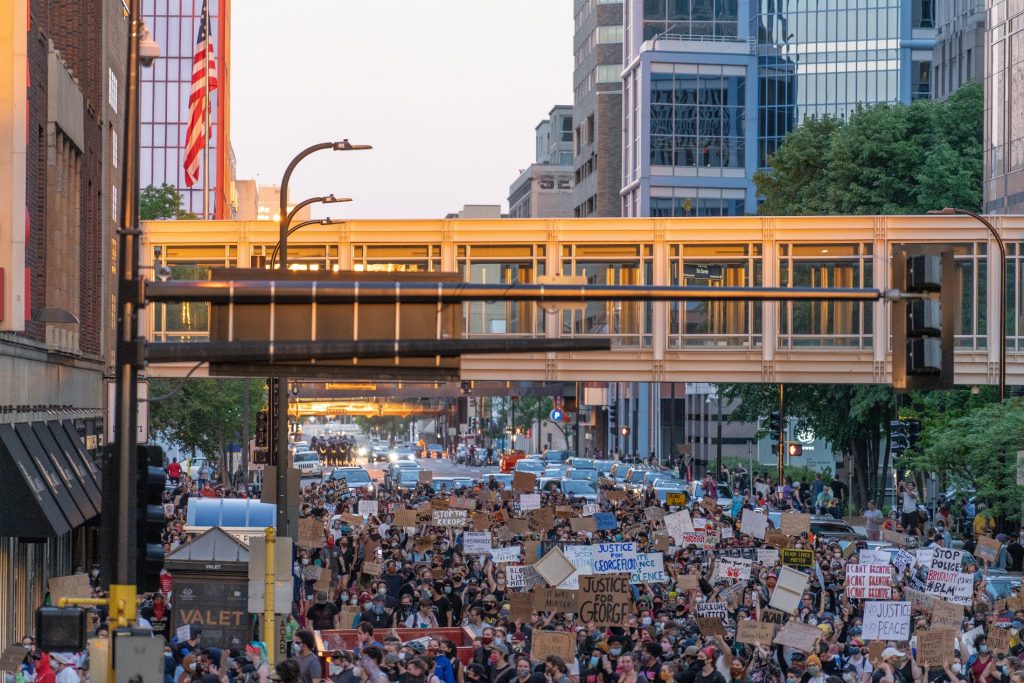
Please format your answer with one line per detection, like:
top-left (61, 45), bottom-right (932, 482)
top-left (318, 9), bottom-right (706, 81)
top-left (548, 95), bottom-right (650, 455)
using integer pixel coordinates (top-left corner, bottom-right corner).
top-left (594, 542), bottom-right (638, 574)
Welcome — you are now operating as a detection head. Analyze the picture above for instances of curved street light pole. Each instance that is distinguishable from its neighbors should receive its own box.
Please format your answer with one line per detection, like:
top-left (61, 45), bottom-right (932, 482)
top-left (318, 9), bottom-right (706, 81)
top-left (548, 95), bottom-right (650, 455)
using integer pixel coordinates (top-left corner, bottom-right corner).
top-left (929, 207), bottom-right (1006, 401)
top-left (278, 140), bottom-right (371, 270)
top-left (269, 217), bottom-right (345, 270)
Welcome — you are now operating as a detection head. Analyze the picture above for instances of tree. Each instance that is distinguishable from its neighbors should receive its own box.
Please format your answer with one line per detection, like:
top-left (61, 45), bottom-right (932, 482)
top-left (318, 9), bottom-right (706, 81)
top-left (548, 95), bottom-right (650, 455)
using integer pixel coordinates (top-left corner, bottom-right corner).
top-left (354, 415), bottom-right (412, 442)
top-left (148, 378), bottom-right (265, 478)
top-left (723, 82), bottom-right (986, 510)
top-left (139, 183), bottom-right (199, 220)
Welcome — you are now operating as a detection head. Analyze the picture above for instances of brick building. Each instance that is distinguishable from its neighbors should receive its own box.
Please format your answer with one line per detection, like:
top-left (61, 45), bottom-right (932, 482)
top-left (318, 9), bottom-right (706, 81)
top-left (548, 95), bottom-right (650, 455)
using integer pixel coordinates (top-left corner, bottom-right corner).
top-left (0, 0), bottom-right (127, 645)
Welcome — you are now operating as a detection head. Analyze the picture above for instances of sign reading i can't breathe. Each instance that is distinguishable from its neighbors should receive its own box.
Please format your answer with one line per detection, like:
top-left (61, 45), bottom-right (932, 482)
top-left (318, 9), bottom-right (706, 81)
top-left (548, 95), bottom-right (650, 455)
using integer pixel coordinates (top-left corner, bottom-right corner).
top-left (593, 542), bottom-right (638, 574)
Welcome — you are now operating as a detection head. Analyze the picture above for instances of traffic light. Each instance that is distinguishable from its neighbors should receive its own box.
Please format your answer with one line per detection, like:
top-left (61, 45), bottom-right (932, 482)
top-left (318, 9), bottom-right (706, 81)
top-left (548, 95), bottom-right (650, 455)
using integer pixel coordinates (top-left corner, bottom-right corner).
top-left (890, 420), bottom-right (909, 456)
top-left (256, 409), bottom-right (269, 449)
top-left (137, 445), bottom-right (167, 593)
top-left (620, 426), bottom-right (631, 437)
top-left (608, 405), bottom-right (617, 428)
top-left (563, 396), bottom-right (578, 413)
top-left (787, 442), bottom-right (803, 457)
top-left (891, 246), bottom-right (955, 391)
top-left (906, 418), bottom-right (922, 448)
top-left (767, 411), bottom-right (781, 442)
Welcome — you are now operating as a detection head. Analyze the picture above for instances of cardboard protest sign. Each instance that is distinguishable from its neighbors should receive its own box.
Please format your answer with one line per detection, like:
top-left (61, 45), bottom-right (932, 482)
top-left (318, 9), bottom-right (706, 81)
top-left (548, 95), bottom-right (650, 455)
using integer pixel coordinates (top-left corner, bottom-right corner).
top-left (570, 517), bottom-right (597, 533)
top-left (903, 587), bottom-right (937, 613)
top-left (529, 508), bottom-right (555, 533)
top-left (556, 505), bottom-right (574, 519)
top-left (463, 532), bottom-right (493, 554)
top-left (645, 506), bottom-right (666, 522)
top-left (654, 535), bottom-right (672, 553)
top-left (664, 510), bottom-right (694, 542)
top-left (718, 556), bottom-right (753, 582)
top-left (415, 505), bottom-right (434, 525)
top-left (605, 489), bottom-right (627, 502)
top-left (358, 500), bottom-right (378, 518)
top-left (314, 567), bottom-right (333, 592)
top-left (989, 626), bottom-right (1011, 655)
top-left (430, 498), bottom-right (451, 511)
top-left (862, 601), bottom-right (911, 641)
top-left (393, 509), bottom-right (417, 527)
top-left (534, 547), bottom-right (577, 587)
top-left (513, 471), bottom-right (537, 492)
top-left (473, 512), bottom-right (491, 531)
top-left (361, 562), bottom-right (383, 576)
top-left (666, 492), bottom-right (688, 506)
top-left (761, 609), bottom-right (789, 625)
top-left (508, 518), bottom-right (530, 534)
top-left (48, 573), bottom-right (92, 604)
top-left (509, 590), bottom-right (534, 622)
top-left (769, 566), bottom-right (808, 614)
top-left (0, 645), bottom-right (29, 672)
top-left (916, 629), bottom-right (956, 666)
top-left (677, 574), bottom-right (700, 591)
top-left (780, 549), bottom-right (814, 569)
top-left (593, 542), bottom-right (638, 574)
top-left (630, 552), bottom-right (668, 584)
top-left (593, 512), bottom-right (618, 531)
top-left (764, 529), bottom-right (791, 549)
top-left (520, 493), bottom-right (541, 511)
top-left (780, 513), bottom-right (811, 536)
top-left (930, 599), bottom-right (963, 630)
top-left (451, 496), bottom-right (478, 511)
top-left (975, 536), bottom-right (1002, 564)
top-left (297, 518), bottom-right (323, 548)
top-left (737, 620), bottom-right (776, 646)
top-left (337, 606), bottom-right (360, 628)
top-left (773, 621), bottom-right (822, 652)
top-left (491, 545), bottom-right (522, 564)
top-left (505, 564), bottom-right (545, 589)
top-left (577, 574), bottom-right (631, 626)
top-left (523, 540), bottom-right (540, 563)
top-left (846, 564), bottom-right (892, 600)
top-left (432, 568), bottom-right (446, 580)
top-left (558, 545), bottom-right (594, 590)
top-left (418, 470), bottom-right (433, 484)
top-left (432, 509), bottom-right (469, 528)
top-left (740, 509), bottom-right (769, 540)
top-left (532, 631), bottom-right (576, 662)
top-left (414, 534), bottom-right (436, 552)
top-left (536, 587), bottom-right (578, 613)
top-left (494, 525), bottom-right (513, 542)
top-left (697, 618), bottom-right (725, 636)
top-left (881, 528), bottom-right (912, 547)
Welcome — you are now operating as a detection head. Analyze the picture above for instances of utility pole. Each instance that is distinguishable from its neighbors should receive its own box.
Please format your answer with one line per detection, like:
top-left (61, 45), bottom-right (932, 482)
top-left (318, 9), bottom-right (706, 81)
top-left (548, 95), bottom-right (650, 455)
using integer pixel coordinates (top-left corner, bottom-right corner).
top-left (777, 384), bottom-right (785, 487)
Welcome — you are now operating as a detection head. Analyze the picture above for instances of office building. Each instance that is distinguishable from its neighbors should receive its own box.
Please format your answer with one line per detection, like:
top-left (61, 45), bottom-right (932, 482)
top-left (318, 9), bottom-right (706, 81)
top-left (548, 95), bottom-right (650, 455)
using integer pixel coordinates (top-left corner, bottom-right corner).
top-left (621, 0), bottom-right (937, 217)
top-left (141, 0), bottom-right (231, 218)
top-left (572, 0), bottom-right (624, 217)
top-left (932, 0), bottom-right (985, 100)
top-left (508, 106), bottom-right (575, 218)
top-left (985, 0), bottom-right (1024, 214)
top-left (0, 0), bottom-right (126, 646)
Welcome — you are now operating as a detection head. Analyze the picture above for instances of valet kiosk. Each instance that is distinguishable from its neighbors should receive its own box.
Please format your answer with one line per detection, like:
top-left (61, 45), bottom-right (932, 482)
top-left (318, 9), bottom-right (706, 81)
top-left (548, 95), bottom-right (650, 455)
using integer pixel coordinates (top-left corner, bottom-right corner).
top-left (165, 527), bottom-right (252, 648)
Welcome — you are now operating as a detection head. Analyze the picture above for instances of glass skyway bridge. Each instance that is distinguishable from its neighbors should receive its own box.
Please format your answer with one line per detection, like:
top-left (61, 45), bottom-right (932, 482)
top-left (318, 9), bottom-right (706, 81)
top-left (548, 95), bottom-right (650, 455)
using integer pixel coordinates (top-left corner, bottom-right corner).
top-left (141, 214), bottom-right (1022, 386)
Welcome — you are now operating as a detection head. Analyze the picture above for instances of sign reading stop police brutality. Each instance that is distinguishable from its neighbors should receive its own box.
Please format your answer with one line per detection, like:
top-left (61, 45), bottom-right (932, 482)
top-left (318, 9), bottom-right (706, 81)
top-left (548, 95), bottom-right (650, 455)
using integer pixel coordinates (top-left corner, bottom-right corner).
top-left (593, 542), bottom-right (638, 574)
top-left (846, 564), bottom-right (892, 599)
top-left (926, 548), bottom-right (969, 603)
top-left (577, 574), bottom-right (631, 626)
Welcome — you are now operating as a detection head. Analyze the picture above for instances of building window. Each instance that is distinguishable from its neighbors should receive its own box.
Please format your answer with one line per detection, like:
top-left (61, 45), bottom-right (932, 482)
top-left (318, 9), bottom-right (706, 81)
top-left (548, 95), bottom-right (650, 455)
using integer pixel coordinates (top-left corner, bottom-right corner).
top-left (643, 0), bottom-right (739, 40)
top-left (597, 64), bottom-right (620, 83)
top-left (649, 70), bottom-right (746, 168)
top-left (111, 127), bottom-right (118, 168)
top-left (912, 60), bottom-right (931, 100)
top-left (112, 185), bottom-right (118, 221)
top-left (597, 25), bottom-right (624, 43)
top-left (108, 68), bottom-right (118, 113)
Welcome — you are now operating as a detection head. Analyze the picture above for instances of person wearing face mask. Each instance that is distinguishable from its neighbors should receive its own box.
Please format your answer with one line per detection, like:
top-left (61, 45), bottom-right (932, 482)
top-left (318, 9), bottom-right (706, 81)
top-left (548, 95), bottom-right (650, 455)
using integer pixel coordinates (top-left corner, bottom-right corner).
top-left (487, 643), bottom-right (515, 683)
top-left (693, 648), bottom-right (724, 683)
top-left (801, 655), bottom-right (826, 683)
top-left (307, 591), bottom-right (341, 630)
top-left (361, 596), bottom-right (392, 630)
top-left (843, 641), bottom-right (873, 683)
top-left (968, 637), bottom-right (996, 683)
top-left (443, 580), bottom-right (464, 625)
top-left (328, 652), bottom-right (355, 683)
top-left (582, 648), bottom-right (615, 683)
top-left (940, 657), bottom-right (966, 683)
top-left (404, 601), bottom-right (440, 629)
top-left (639, 643), bottom-right (664, 683)
top-left (430, 583), bottom-right (453, 627)
top-left (292, 631), bottom-right (322, 683)
top-left (513, 658), bottom-right (532, 683)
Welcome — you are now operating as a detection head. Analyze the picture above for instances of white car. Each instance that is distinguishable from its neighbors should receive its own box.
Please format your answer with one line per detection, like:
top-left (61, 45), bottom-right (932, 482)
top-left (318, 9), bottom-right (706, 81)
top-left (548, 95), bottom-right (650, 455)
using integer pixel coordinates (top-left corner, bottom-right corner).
top-left (292, 450), bottom-right (323, 477)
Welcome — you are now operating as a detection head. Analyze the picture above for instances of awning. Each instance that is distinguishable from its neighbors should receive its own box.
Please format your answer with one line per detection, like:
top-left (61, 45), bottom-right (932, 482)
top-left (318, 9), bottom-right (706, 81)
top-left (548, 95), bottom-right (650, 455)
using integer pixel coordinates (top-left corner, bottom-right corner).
top-left (0, 421), bottom-right (101, 538)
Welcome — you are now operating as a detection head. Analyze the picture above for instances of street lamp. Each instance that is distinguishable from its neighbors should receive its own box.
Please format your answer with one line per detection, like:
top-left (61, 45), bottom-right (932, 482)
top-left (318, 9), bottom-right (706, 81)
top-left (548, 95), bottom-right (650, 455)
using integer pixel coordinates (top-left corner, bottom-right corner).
top-left (278, 140), bottom-right (371, 270)
top-left (282, 193), bottom-right (349, 232)
top-left (269, 217), bottom-right (345, 270)
top-left (927, 207), bottom-right (1006, 401)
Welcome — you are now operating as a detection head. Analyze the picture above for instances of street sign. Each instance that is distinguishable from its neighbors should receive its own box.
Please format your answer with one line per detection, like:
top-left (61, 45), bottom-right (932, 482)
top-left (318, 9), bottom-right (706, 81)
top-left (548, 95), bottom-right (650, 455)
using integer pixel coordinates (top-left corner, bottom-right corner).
top-left (247, 535), bottom-right (293, 614)
top-left (105, 380), bottom-right (149, 444)
top-left (550, 409), bottom-right (563, 421)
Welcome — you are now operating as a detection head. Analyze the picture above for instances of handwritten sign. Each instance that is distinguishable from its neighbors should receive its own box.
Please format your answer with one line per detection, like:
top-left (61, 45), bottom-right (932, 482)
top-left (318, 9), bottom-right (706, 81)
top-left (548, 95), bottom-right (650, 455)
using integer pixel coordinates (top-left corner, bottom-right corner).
top-left (576, 574), bottom-right (631, 626)
top-left (740, 509), bottom-right (768, 539)
top-left (520, 493), bottom-right (541, 511)
top-left (737, 620), bottom-right (776, 646)
top-left (664, 510), bottom-right (694, 542)
top-left (490, 546), bottom-right (522, 564)
top-left (558, 544), bottom-right (594, 590)
top-left (297, 518), bottom-right (323, 548)
top-left (780, 548), bottom-right (814, 569)
top-left (975, 536), bottom-right (1002, 564)
top-left (431, 509), bottom-right (469, 528)
top-left (505, 564), bottom-right (545, 589)
top-left (780, 512), bottom-right (811, 536)
top-left (463, 532), bottom-right (492, 554)
top-left (773, 621), bottom-right (821, 652)
top-left (532, 631), bottom-right (576, 662)
top-left (593, 542), bottom-right (637, 574)
top-left (846, 564), bottom-right (891, 599)
top-left (358, 500), bottom-right (378, 518)
top-left (630, 552), bottom-right (668, 584)
top-left (862, 601), bottom-right (911, 640)
top-left (916, 629), bottom-right (956, 666)
top-left (718, 556), bottom-right (753, 582)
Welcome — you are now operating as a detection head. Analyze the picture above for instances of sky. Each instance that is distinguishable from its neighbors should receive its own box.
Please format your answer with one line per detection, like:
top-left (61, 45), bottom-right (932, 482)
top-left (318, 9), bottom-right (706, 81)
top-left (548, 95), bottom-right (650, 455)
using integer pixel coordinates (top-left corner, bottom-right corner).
top-left (230, 1), bottom-right (573, 219)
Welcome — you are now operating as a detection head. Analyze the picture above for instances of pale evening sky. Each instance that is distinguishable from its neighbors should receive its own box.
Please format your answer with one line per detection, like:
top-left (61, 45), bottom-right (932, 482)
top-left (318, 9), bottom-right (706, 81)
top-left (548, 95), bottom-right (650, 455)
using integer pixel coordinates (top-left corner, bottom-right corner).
top-left (230, 1), bottom-right (573, 219)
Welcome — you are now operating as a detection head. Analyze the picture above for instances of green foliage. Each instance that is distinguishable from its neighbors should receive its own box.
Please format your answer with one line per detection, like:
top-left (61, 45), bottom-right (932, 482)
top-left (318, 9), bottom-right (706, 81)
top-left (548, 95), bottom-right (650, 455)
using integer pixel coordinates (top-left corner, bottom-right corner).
top-left (754, 81), bottom-right (983, 215)
top-left (139, 183), bottom-right (199, 220)
top-left (149, 378), bottom-right (265, 465)
top-left (904, 399), bottom-right (1024, 521)
top-left (353, 415), bottom-right (411, 441)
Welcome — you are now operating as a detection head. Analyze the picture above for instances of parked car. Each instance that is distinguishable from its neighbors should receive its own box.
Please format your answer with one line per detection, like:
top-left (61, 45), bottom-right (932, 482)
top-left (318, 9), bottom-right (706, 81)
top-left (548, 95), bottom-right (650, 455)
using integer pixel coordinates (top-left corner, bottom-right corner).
top-left (431, 477), bottom-right (474, 494)
top-left (482, 473), bottom-right (514, 489)
top-left (594, 461), bottom-right (616, 476)
top-left (500, 450), bottom-right (527, 473)
top-left (764, 511), bottom-right (864, 541)
top-left (323, 466), bottom-right (375, 493)
top-left (542, 449), bottom-right (572, 463)
top-left (546, 479), bottom-right (598, 502)
top-left (425, 443), bottom-right (445, 459)
top-left (292, 450), bottom-right (323, 477)
top-left (514, 459), bottom-right (547, 474)
top-left (653, 479), bottom-right (689, 504)
top-left (566, 457), bottom-right (597, 470)
top-left (386, 461), bottom-right (420, 479)
top-left (566, 468), bottom-right (600, 483)
top-left (690, 481), bottom-right (734, 510)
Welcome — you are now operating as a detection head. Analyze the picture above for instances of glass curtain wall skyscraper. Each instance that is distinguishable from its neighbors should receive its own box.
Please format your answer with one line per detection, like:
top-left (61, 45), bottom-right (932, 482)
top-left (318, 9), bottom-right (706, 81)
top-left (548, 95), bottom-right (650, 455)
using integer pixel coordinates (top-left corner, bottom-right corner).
top-left (141, 0), bottom-right (231, 218)
top-left (621, 0), bottom-right (936, 217)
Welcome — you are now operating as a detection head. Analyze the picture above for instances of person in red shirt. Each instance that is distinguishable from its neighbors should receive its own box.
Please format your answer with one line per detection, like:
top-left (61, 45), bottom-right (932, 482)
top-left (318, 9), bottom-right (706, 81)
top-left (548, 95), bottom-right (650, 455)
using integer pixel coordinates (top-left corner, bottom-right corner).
top-left (167, 458), bottom-right (181, 485)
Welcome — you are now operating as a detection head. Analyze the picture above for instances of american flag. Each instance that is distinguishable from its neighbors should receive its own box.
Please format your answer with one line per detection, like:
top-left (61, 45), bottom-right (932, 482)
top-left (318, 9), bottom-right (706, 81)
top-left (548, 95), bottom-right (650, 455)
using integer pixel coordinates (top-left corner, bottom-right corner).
top-left (183, 0), bottom-right (218, 188)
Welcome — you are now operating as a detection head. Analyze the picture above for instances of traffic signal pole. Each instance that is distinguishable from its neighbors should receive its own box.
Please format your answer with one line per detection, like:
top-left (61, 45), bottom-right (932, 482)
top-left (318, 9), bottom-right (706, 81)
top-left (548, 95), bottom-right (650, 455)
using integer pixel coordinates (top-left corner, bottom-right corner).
top-left (777, 384), bottom-right (785, 487)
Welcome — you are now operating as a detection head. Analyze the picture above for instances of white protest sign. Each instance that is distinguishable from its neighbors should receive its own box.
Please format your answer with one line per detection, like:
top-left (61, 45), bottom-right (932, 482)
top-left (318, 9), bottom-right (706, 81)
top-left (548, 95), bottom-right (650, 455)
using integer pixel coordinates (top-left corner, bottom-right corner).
top-left (358, 500), bottom-right (378, 518)
top-left (862, 601), bottom-right (911, 641)
top-left (769, 566), bottom-right (808, 614)
top-left (893, 550), bottom-right (915, 574)
top-left (664, 510), bottom-right (694, 542)
top-left (718, 556), bottom-right (753, 583)
top-left (630, 552), bottom-right (668, 584)
top-left (696, 601), bottom-right (729, 619)
top-left (926, 548), bottom-right (967, 602)
top-left (949, 573), bottom-right (974, 606)
top-left (915, 547), bottom-right (935, 568)
top-left (679, 531), bottom-right (708, 547)
top-left (490, 546), bottom-right (522, 564)
top-left (593, 542), bottom-right (638, 574)
top-left (558, 544), bottom-right (594, 589)
top-left (859, 549), bottom-right (891, 565)
top-left (505, 564), bottom-right (545, 589)
top-left (463, 532), bottom-right (492, 555)
top-left (520, 493), bottom-right (541, 511)
top-left (740, 509), bottom-right (768, 540)
top-left (757, 548), bottom-right (780, 566)
top-left (846, 564), bottom-right (891, 599)
top-left (176, 624), bottom-right (192, 642)
top-left (582, 503), bottom-right (599, 517)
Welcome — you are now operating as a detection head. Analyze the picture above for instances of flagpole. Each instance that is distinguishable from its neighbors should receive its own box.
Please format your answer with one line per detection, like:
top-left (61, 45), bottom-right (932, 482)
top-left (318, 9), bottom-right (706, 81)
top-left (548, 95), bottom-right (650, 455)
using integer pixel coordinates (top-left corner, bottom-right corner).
top-left (201, 0), bottom-right (210, 219)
